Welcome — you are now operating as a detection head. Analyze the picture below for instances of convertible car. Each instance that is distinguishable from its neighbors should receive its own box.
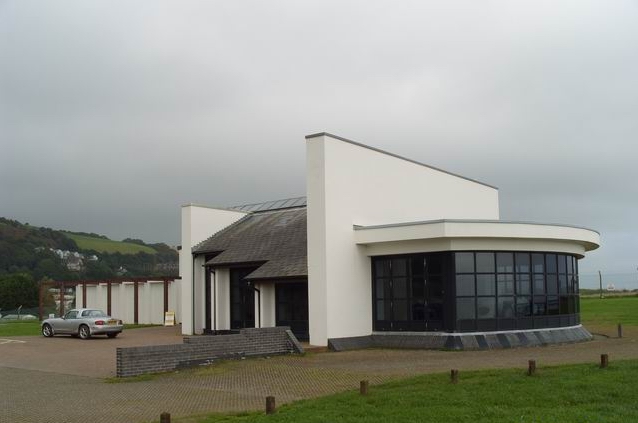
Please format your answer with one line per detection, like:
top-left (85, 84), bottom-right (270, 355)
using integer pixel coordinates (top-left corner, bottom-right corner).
top-left (41, 308), bottom-right (123, 339)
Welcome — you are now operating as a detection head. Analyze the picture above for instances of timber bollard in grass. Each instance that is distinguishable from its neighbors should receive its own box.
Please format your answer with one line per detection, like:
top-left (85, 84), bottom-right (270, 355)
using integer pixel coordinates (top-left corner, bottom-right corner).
top-left (360, 380), bottom-right (369, 395)
top-left (528, 360), bottom-right (536, 376)
top-left (600, 354), bottom-right (609, 368)
top-left (451, 369), bottom-right (459, 384)
top-left (266, 396), bottom-right (276, 414)
top-left (160, 412), bottom-right (171, 423)
top-left (618, 324), bottom-right (623, 338)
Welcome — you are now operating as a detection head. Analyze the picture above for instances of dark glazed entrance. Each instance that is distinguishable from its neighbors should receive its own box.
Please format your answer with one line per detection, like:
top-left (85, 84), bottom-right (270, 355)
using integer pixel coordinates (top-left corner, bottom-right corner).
top-left (276, 281), bottom-right (309, 341)
top-left (230, 267), bottom-right (256, 330)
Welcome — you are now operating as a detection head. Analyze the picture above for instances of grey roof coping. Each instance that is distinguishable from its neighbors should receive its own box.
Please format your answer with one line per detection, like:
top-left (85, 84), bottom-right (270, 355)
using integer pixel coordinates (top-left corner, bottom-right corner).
top-left (305, 132), bottom-right (498, 190)
top-left (353, 218), bottom-right (600, 235)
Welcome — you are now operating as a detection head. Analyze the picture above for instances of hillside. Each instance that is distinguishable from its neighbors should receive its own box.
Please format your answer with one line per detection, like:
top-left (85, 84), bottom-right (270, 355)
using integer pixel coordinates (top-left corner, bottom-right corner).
top-left (64, 233), bottom-right (157, 255)
top-left (0, 217), bottom-right (177, 281)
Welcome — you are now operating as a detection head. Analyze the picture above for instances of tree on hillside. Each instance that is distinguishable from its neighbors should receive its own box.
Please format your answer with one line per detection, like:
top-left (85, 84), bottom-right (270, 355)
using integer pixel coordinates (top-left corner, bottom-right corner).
top-left (0, 273), bottom-right (38, 310)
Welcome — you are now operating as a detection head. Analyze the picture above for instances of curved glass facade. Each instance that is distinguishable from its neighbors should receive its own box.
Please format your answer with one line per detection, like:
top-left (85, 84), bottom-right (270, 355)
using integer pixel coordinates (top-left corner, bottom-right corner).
top-left (372, 251), bottom-right (580, 333)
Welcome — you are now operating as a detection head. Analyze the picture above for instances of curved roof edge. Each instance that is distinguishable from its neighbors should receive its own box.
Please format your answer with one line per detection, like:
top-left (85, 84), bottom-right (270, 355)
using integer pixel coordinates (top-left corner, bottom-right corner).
top-left (353, 219), bottom-right (600, 253)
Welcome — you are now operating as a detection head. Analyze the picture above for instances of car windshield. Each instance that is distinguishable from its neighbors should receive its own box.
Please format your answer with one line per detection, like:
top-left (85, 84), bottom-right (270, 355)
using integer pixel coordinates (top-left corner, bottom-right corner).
top-left (85, 310), bottom-right (107, 317)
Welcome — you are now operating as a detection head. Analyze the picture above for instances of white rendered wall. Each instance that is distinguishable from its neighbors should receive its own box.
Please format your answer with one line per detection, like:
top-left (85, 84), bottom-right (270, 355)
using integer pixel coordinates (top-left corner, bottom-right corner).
top-left (214, 268), bottom-right (231, 331)
top-left (307, 134), bottom-right (500, 346)
top-left (179, 204), bottom-right (247, 335)
top-left (256, 282), bottom-right (276, 328)
top-left (79, 280), bottom-right (177, 324)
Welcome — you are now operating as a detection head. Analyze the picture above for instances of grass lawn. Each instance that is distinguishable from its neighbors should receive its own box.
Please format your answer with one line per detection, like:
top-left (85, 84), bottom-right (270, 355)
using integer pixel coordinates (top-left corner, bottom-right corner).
top-left (188, 360), bottom-right (638, 423)
top-left (580, 295), bottom-right (638, 326)
top-left (0, 320), bottom-right (159, 337)
top-left (64, 232), bottom-right (157, 255)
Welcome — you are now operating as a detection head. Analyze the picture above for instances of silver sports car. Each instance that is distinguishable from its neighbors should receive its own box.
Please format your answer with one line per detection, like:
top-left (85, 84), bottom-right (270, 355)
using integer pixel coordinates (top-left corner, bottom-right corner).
top-left (41, 308), bottom-right (124, 339)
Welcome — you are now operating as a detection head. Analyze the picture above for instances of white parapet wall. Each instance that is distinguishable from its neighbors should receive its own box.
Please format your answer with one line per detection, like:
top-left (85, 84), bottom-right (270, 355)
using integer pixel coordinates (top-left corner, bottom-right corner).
top-left (76, 279), bottom-right (180, 325)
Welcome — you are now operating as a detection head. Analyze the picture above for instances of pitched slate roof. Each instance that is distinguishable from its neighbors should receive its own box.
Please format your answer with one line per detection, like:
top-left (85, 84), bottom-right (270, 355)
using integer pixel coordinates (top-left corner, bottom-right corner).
top-left (193, 206), bottom-right (307, 280)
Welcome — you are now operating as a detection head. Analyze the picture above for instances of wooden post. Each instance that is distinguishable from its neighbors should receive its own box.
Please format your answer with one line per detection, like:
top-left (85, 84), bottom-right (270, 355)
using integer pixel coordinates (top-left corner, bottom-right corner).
top-left (527, 360), bottom-right (536, 376)
top-left (598, 270), bottom-right (603, 299)
top-left (82, 281), bottom-right (87, 308)
top-left (107, 280), bottom-right (112, 315)
top-left (266, 396), bottom-right (276, 414)
top-left (133, 281), bottom-right (139, 324)
top-left (617, 324), bottom-right (623, 338)
top-left (360, 380), bottom-right (369, 395)
top-left (451, 369), bottom-right (459, 384)
top-left (159, 412), bottom-right (171, 423)
top-left (600, 354), bottom-right (609, 368)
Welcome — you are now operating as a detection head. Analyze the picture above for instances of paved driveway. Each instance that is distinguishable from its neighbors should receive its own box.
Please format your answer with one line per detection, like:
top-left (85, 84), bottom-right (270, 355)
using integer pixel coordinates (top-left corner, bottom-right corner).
top-left (1, 325), bottom-right (637, 423)
top-left (0, 325), bottom-right (183, 377)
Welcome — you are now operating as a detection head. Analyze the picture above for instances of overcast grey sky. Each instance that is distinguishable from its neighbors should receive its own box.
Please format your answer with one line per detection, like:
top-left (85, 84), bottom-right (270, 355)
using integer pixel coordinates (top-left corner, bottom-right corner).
top-left (1, 1), bottom-right (637, 287)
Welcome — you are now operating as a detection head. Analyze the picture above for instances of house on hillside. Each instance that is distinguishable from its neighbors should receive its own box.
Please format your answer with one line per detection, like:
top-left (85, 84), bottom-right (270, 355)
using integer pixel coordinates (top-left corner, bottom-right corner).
top-left (179, 133), bottom-right (600, 349)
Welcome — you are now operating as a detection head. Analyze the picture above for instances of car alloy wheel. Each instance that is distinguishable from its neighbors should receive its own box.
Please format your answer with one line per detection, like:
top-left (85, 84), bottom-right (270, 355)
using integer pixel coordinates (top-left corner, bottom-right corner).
top-left (42, 324), bottom-right (54, 337)
top-left (78, 325), bottom-right (91, 340)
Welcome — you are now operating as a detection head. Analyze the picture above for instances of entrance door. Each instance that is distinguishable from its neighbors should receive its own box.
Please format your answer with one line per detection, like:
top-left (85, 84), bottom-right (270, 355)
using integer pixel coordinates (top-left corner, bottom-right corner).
top-left (276, 282), bottom-right (309, 341)
top-left (230, 268), bottom-right (256, 330)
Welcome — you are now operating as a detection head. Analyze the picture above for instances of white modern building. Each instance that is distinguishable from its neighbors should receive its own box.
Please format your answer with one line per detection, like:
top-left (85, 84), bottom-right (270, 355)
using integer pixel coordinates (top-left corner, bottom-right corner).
top-left (179, 133), bottom-right (600, 349)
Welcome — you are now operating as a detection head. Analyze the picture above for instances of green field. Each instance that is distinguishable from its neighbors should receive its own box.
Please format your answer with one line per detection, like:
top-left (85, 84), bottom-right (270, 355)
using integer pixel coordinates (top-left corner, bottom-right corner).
top-left (580, 295), bottom-right (638, 326)
top-left (64, 233), bottom-right (157, 255)
top-left (190, 361), bottom-right (638, 423)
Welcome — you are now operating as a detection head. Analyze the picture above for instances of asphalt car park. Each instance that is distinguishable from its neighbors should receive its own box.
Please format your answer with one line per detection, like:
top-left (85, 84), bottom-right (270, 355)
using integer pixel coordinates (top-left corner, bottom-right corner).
top-left (0, 325), bottom-right (183, 377)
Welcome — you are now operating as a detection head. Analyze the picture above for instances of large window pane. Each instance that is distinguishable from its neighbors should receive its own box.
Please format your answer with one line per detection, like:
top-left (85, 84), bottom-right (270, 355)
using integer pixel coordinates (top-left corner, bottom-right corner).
top-left (412, 277), bottom-right (425, 298)
top-left (426, 276), bottom-right (444, 299)
top-left (412, 299), bottom-right (425, 320)
top-left (516, 297), bottom-right (532, 317)
top-left (477, 274), bottom-right (496, 295)
top-left (532, 253), bottom-right (544, 273)
top-left (547, 274), bottom-right (558, 295)
top-left (559, 275), bottom-right (567, 294)
top-left (375, 260), bottom-right (390, 278)
top-left (496, 253), bottom-right (514, 273)
top-left (498, 297), bottom-right (515, 319)
top-left (547, 296), bottom-right (559, 315)
top-left (392, 259), bottom-right (407, 276)
top-left (456, 274), bottom-right (475, 296)
top-left (410, 257), bottom-right (424, 276)
top-left (426, 256), bottom-right (443, 274)
top-left (515, 253), bottom-right (530, 273)
top-left (558, 255), bottom-right (567, 274)
top-left (533, 296), bottom-right (546, 315)
top-left (516, 274), bottom-right (531, 295)
top-left (456, 298), bottom-right (475, 320)
top-left (533, 274), bottom-right (545, 294)
top-left (476, 252), bottom-right (495, 273)
top-left (477, 298), bottom-right (496, 319)
top-left (393, 277), bottom-right (408, 299)
top-left (375, 279), bottom-right (390, 299)
top-left (393, 300), bottom-right (408, 320)
top-left (546, 254), bottom-right (557, 273)
top-left (497, 274), bottom-right (515, 295)
top-left (455, 252), bottom-right (474, 273)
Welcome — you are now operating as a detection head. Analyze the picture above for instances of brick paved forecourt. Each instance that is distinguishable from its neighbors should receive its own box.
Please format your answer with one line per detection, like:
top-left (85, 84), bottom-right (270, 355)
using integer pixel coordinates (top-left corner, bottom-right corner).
top-left (1, 325), bottom-right (637, 423)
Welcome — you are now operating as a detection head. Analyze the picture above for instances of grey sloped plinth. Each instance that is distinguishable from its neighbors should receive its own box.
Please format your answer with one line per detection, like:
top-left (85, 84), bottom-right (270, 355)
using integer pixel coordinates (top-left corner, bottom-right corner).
top-left (327, 325), bottom-right (592, 352)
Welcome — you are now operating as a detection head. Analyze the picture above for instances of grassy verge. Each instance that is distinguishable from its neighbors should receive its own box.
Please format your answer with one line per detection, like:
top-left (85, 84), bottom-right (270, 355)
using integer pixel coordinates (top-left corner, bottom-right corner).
top-left (185, 360), bottom-right (638, 423)
top-left (0, 321), bottom-right (160, 337)
top-left (580, 295), bottom-right (638, 326)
